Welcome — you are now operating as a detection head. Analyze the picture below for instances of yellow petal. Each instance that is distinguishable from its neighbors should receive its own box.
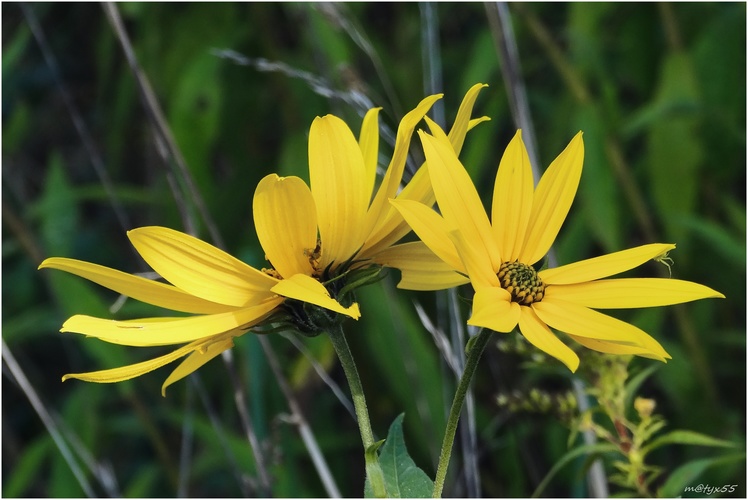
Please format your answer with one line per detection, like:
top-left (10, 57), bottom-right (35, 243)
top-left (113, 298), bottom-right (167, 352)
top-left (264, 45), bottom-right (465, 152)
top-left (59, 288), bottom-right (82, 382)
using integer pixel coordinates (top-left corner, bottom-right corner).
top-left (389, 199), bottom-right (464, 272)
top-left (309, 115), bottom-right (369, 268)
top-left (468, 287), bottom-right (521, 332)
top-left (447, 83), bottom-right (488, 156)
top-left (544, 278), bottom-right (725, 308)
top-left (62, 337), bottom-right (206, 384)
top-left (253, 174), bottom-right (318, 278)
top-left (566, 334), bottom-right (669, 362)
top-left (533, 298), bottom-right (670, 359)
top-left (521, 132), bottom-right (584, 265)
top-left (370, 241), bottom-right (469, 291)
top-left (363, 94), bottom-right (442, 245)
top-left (359, 89), bottom-right (489, 257)
top-left (128, 227), bottom-right (278, 307)
top-left (491, 130), bottom-right (534, 263)
top-left (420, 131), bottom-right (501, 270)
top-left (38, 257), bottom-right (234, 315)
top-left (61, 298), bottom-right (282, 346)
top-left (271, 273), bottom-right (360, 319)
top-left (162, 336), bottom-right (235, 396)
top-left (449, 229), bottom-right (500, 289)
top-left (540, 243), bottom-right (676, 285)
top-left (359, 107), bottom-right (382, 200)
top-left (518, 306), bottom-right (580, 372)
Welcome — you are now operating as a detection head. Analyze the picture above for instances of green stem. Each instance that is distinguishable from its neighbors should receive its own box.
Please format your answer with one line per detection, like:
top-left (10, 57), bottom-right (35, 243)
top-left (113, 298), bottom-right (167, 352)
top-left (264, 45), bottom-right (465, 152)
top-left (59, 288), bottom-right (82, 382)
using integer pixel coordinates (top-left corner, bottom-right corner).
top-left (327, 325), bottom-right (387, 498)
top-left (432, 328), bottom-right (493, 498)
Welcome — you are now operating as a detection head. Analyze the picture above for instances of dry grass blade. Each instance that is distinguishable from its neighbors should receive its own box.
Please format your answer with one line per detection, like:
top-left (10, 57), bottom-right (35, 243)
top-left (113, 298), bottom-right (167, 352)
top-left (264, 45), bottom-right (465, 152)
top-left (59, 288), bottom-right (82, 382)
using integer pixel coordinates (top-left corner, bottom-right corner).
top-left (259, 337), bottom-right (342, 498)
top-left (101, 2), bottom-right (223, 247)
top-left (19, 3), bottom-right (131, 234)
top-left (2, 340), bottom-right (96, 497)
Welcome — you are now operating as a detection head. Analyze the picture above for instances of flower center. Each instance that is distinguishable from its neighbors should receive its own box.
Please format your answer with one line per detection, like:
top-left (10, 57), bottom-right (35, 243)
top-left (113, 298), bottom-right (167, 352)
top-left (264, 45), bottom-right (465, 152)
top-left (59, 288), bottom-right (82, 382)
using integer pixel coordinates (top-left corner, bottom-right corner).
top-left (497, 261), bottom-right (545, 305)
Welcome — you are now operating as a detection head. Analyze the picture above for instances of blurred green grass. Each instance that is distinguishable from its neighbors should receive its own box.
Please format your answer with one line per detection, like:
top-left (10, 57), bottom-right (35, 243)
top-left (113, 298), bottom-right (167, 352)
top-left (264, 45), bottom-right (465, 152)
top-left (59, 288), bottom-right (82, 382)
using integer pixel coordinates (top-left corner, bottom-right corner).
top-left (2, 3), bottom-right (745, 497)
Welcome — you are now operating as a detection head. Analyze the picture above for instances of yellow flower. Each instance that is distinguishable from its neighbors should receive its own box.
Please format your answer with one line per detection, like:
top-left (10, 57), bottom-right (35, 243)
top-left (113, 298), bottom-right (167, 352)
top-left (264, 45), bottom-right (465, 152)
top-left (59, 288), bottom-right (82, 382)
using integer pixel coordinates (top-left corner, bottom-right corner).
top-left (391, 127), bottom-right (725, 372)
top-left (39, 226), bottom-right (358, 394)
top-left (255, 83), bottom-right (490, 293)
top-left (38, 84), bottom-right (489, 394)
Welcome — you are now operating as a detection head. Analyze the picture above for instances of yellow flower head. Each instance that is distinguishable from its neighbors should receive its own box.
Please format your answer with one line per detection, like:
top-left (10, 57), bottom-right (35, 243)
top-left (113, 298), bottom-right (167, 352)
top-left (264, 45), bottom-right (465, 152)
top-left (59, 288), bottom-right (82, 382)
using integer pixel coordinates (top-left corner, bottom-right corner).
top-left (38, 84), bottom-right (490, 393)
top-left (253, 84), bottom-right (490, 326)
top-left (391, 126), bottom-right (725, 372)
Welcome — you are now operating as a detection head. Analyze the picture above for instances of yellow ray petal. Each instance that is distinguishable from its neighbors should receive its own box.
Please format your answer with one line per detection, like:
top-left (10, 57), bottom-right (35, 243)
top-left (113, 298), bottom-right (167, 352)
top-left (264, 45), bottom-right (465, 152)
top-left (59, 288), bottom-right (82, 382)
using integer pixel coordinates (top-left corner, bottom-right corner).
top-left (492, 130), bottom-right (534, 263)
top-left (566, 334), bottom-right (669, 362)
top-left (359, 107), bottom-right (382, 200)
top-left (61, 298), bottom-right (282, 346)
top-left (254, 174), bottom-right (318, 278)
top-left (389, 199), bottom-right (464, 272)
top-left (468, 287), bottom-right (521, 332)
top-left (162, 337), bottom-right (235, 396)
top-left (545, 278), bottom-right (725, 308)
top-left (363, 94), bottom-right (442, 245)
top-left (309, 115), bottom-right (369, 268)
top-left (271, 273), bottom-right (360, 319)
top-left (420, 131), bottom-right (501, 271)
top-left (38, 257), bottom-right (234, 315)
top-left (449, 229), bottom-right (500, 289)
top-left (521, 132), bottom-right (584, 265)
top-left (518, 306), bottom-right (580, 372)
top-left (62, 337), bottom-right (206, 384)
top-left (359, 164), bottom-right (435, 258)
top-left (128, 227), bottom-right (278, 307)
top-left (539, 243), bottom-right (676, 285)
top-left (370, 241), bottom-right (469, 291)
top-left (359, 91), bottom-right (489, 257)
top-left (447, 83), bottom-right (489, 155)
top-left (533, 298), bottom-right (670, 359)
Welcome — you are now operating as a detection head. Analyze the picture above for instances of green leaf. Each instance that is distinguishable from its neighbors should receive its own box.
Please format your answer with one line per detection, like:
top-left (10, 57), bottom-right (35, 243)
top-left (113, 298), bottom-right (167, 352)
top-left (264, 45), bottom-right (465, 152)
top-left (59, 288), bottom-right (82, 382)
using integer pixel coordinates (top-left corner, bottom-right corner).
top-left (642, 430), bottom-right (738, 456)
top-left (532, 442), bottom-right (619, 498)
top-left (646, 52), bottom-right (703, 244)
top-left (364, 414), bottom-right (434, 498)
top-left (659, 453), bottom-right (746, 498)
top-left (4, 435), bottom-right (53, 497)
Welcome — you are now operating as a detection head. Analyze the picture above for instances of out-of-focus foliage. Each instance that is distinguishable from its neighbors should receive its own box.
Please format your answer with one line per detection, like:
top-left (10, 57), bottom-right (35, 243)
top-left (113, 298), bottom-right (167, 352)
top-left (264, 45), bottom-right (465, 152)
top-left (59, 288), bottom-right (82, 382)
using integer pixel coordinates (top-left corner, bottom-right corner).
top-left (2, 3), bottom-right (744, 497)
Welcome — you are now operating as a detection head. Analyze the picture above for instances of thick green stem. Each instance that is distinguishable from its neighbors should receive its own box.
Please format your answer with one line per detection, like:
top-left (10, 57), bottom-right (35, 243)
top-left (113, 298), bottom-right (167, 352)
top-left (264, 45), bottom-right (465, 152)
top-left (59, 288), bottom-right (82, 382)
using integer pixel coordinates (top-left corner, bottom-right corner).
top-left (432, 328), bottom-right (493, 498)
top-left (327, 325), bottom-right (386, 498)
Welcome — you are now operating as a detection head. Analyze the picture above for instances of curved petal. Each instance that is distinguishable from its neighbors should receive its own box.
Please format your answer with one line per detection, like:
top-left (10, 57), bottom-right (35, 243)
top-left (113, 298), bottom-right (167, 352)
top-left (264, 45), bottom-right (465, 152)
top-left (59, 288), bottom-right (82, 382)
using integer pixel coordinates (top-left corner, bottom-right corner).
top-left (61, 298), bottom-right (282, 346)
top-left (309, 115), bottom-right (369, 268)
top-left (566, 334), bottom-right (668, 361)
top-left (521, 132), bottom-right (584, 265)
top-left (162, 336), bottom-right (236, 396)
top-left (447, 83), bottom-right (488, 155)
top-left (533, 298), bottom-right (670, 359)
top-left (128, 227), bottom-right (278, 307)
top-left (540, 243), bottom-right (676, 285)
top-left (359, 164), bottom-right (435, 257)
top-left (363, 94), bottom-right (442, 244)
top-left (545, 278), bottom-right (725, 309)
top-left (62, 336), bottom-right (208, 384)
top-left (518, 306), bottom-right (580, 372)
top-left (359, 107), bottom-right (382, 200)
top-left (492, 130), bottom-right (534, 263)
top-left (468, 287), bottom-right (521, 333)
top-left (389, 199), bottom-right (464, 272)
top-left (420, 131), bottom-right (501, 271)
top-left (359, 91), bottom-right (489, 257)
top-left (38, 257), bottom-right (235, 315)
top-left (254, 174), bottom-right (318, 278)
top-left (271, 273), bottom-right (360, 319)
top-left (450, 229), bottom-right (500, 289)
top-left (370, 241), bottom-right (469, 291)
